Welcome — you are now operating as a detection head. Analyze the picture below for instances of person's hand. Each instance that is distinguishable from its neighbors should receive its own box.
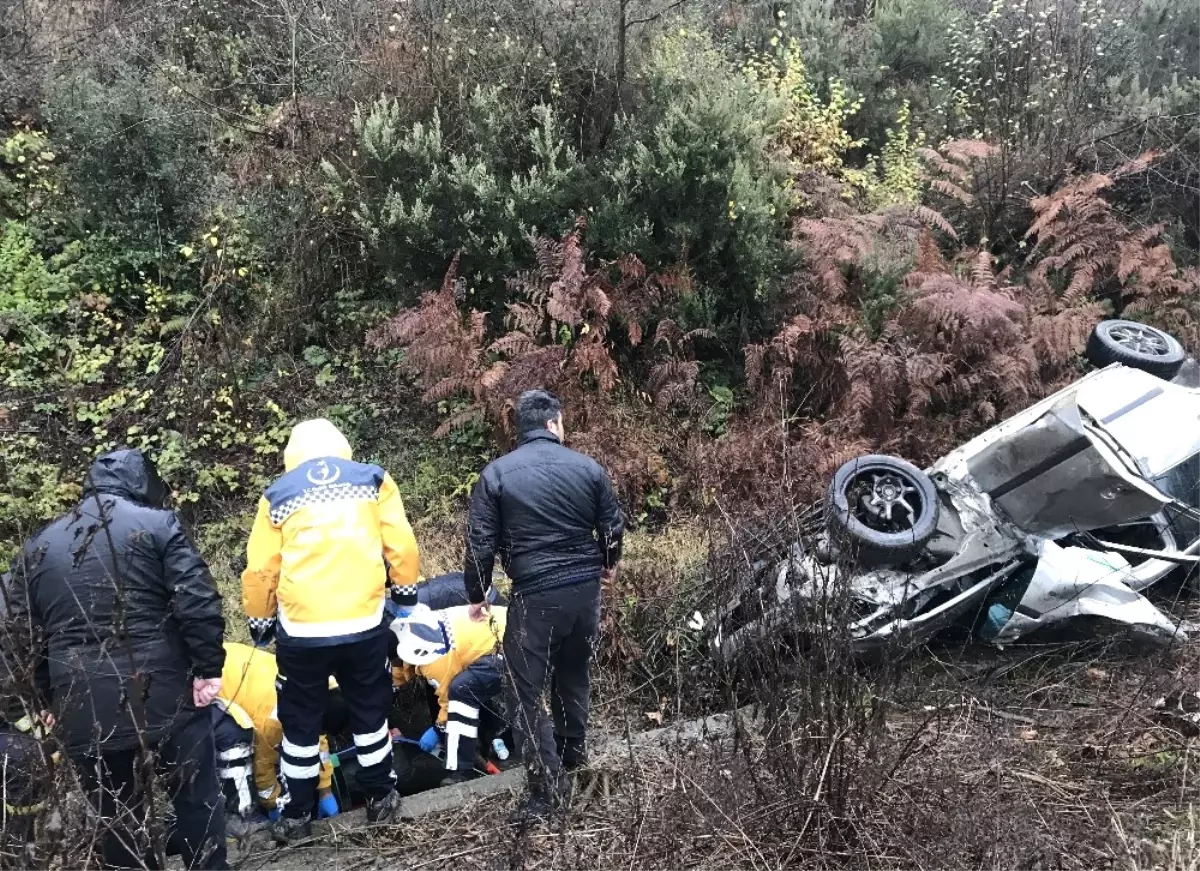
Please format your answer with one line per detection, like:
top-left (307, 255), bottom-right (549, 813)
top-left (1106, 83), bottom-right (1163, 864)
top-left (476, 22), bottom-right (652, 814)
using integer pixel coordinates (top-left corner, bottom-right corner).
top-left (601, 566), bottom-right (618, 584)
top-left (468, 602), bottom-right (488, 622)
top-left (317, 792), bottom-right (339, 819)
top-left (418, 726), bottom-right (441, 754)
top-left (38, 710), bottom-right (56, 730)
top-left (192, 677), bottom-right (222, 707)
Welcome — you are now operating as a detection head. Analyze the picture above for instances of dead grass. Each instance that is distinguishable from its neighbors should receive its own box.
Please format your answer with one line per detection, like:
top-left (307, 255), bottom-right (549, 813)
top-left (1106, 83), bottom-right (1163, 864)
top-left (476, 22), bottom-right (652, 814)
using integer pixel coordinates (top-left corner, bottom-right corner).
top-left (235, 630), bottom-right (1200, 871)
top-left (232, 548), bottom-right (1200, 871)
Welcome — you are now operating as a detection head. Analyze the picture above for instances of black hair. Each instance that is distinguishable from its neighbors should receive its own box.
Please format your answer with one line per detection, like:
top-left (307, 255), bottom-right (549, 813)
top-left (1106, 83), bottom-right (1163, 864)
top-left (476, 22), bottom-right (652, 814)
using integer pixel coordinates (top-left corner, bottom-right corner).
top-left (514, 389), bottom-right (562, 435)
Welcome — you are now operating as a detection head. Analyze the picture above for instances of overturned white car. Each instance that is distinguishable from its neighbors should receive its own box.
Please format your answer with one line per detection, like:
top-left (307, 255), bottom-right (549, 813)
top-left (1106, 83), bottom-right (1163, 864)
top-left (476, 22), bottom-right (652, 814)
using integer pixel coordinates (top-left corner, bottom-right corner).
top-left (711, 319), bottom-right (1200, 660)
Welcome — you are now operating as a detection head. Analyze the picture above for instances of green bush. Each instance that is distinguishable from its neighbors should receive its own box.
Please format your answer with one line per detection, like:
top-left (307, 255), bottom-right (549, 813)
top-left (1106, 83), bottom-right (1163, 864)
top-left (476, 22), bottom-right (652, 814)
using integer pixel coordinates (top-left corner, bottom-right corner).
top-left (588, 28), bottom-right (793, 327)
top-left (44, 60), bottom-right (214, 247)
top-left (336, 87), bottom-right (586, 309)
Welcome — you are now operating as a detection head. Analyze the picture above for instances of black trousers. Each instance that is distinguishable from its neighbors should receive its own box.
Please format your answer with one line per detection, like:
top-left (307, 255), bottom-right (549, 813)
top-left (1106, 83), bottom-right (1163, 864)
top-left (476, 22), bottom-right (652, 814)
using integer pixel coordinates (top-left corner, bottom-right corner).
top-left (418, 571), bottom-right (504, 610)
top-left (75, 709), bottom-right (228, 870)
top-left (275, 631), bottom-right (395, 820)
top-left (445, 654), bottom-right (504, 773)
top-left (502, 581), bottom-right (600, 794)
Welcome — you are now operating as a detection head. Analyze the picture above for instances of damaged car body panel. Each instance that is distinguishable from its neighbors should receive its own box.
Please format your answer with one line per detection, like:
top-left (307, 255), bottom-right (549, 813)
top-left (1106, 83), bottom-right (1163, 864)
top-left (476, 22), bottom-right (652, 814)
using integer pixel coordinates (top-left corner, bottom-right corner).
top-left (983, 540), bottom-right (1183, 646)
top-left (708, 321), bottom-right (1200, 664)
top-left (957, 395), bottom-right (1173, 539)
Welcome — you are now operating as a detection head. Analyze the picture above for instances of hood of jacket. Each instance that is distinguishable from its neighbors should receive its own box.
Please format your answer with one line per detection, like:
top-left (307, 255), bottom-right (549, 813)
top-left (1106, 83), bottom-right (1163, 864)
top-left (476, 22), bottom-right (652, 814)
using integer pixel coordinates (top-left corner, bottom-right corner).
top-left (83, 448), bottom-right (170, 508)
top-left (283, 418), bottom-right (353, 472)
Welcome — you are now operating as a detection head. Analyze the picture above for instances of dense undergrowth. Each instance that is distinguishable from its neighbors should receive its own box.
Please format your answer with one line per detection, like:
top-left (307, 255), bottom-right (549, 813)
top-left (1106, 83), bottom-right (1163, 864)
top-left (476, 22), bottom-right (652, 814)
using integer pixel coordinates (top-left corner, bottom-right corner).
top-left (1, 6), bottom-right (1200, 862)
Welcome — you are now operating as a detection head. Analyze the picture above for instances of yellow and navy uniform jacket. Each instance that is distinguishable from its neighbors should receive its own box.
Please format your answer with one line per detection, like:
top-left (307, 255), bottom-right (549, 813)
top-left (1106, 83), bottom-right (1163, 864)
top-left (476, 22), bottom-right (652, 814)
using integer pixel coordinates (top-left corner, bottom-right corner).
top-left (216, 642), bottom-right (334, 808)
top-left (242, 419), bottom-right (420, 645)
top-left (392, 606), bottom-right (507, 725)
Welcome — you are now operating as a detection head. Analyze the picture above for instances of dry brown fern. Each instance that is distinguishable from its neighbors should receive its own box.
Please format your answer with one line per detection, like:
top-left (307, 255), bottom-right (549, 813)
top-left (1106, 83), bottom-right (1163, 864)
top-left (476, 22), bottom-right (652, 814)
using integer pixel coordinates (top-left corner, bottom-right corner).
top-left (1026, 152), bottom-right (1198, 336)
top-left (367, 221), bottom-right (701, 507)
top-left (761, 194), bottom-right (1102, 465)
top-left (365, 252), bottom-right (487, 408)
top-left (918, 140), bottom-right (999, 208)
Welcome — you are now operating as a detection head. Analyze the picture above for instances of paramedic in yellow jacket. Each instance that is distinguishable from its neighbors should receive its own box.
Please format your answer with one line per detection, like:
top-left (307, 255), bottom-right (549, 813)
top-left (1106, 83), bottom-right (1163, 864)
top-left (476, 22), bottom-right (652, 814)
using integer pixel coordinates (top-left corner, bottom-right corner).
top-left (241, 419), bottom-right (419, 843)
top-left (390, 605), bottom-right (507, 784)
top-left (212, 643), bottom-right (344, 822)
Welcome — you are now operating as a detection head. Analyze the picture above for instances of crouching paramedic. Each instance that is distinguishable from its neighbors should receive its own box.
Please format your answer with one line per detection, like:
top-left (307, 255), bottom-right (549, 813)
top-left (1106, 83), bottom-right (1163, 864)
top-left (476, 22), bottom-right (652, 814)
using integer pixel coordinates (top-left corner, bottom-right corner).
top-left (389, 605), bottom-right (507, 783)
top-left (241, 419), bottom-right (420, 844)
top-left (212, 642), bottom-right (343, 824)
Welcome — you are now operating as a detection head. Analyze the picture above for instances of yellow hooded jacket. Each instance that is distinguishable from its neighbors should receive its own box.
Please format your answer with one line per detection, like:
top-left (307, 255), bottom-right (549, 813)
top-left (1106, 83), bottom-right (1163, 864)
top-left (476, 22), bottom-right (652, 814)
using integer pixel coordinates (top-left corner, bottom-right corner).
top-left (392, 606), bottom-right (507, 726)
top-left (216, 642), bottom-right (335, 808)
top-left (242, 419), bottom-right (421, 644)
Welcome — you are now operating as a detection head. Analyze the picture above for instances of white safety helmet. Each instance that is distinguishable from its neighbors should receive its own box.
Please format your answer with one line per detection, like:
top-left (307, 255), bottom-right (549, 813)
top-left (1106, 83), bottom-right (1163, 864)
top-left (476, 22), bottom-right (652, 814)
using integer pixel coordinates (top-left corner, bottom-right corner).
top-left (390, 609), bottom-right (451, 667)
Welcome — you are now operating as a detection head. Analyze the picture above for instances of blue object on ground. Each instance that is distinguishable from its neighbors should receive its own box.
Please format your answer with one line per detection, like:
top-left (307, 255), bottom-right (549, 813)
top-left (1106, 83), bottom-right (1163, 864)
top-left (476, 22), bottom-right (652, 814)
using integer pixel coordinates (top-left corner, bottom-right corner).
top-left (317, 794), bottom-right (339, 819)
top-left (981, 603), bottom-right (1014, 640)
top-left (418, 726), bottom-right (440, 754)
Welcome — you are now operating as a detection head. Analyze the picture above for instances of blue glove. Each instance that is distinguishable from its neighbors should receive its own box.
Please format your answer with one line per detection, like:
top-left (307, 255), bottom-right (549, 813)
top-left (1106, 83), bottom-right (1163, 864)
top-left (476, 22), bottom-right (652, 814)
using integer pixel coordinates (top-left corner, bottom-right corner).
top-left (317, 794), bottom-right (339, 819)
top-left (418, 726), bottom-right (440, 754)
top-left (267, 808), bottom-right (281, 822)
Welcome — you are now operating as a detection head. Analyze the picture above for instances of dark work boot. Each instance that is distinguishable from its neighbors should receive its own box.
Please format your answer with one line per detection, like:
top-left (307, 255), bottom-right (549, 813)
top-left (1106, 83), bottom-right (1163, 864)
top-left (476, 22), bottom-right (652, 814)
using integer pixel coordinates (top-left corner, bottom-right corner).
top-left (556, 735), bottom-right (588, 772)
top-left (516, 783), bottom-right (556, 825)
top-left (365, 789), bottom-right (402, 824)
top-left (268, 816), bottom-right (312, 846)
top-left (515, 766), bottom-right (569, 826)
top-left (556, 768), bottom-right (574, 808)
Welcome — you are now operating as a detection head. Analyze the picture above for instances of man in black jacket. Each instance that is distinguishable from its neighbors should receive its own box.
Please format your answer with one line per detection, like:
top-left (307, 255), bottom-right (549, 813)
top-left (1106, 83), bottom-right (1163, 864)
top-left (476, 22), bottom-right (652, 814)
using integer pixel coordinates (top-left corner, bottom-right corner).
top-left (1, 449), bottom-right (228, 869)
top-left (463, 390), bottom-right (624, 818)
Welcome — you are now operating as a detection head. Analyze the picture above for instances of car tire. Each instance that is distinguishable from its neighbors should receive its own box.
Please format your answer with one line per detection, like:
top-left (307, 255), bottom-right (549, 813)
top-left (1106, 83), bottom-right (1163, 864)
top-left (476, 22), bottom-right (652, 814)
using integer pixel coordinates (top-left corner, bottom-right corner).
top-left (826, 454), bottom-right (939, 567)
top-left (1085, 319), bottom-right (1186, 380)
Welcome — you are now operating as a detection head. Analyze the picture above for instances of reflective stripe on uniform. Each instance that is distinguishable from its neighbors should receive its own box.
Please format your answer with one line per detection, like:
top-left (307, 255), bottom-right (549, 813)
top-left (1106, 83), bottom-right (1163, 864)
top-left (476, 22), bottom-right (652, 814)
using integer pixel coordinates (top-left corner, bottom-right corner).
top-left (282, 737), bottom-right (320, 758)
top-left (354, 722), bottom-right (392, 767)
top-left (444, 720), bottom-right (478, 771)
top-left (218, 744), bottom-right (252, 762)
top-left (353, 724), bottom-right (389, 748)
top-left (3, 801), bottom-right (43, 816)
top-left (445, 721), bottom-right (478, 739)
top-left (448, 700), bottom-right (479, 720)
top-left (218, 764), bottom-right (253, 815)
top-left (357, 743), bottom-right (391, 767)
top-left (280, 759), bottom-right (321, 779)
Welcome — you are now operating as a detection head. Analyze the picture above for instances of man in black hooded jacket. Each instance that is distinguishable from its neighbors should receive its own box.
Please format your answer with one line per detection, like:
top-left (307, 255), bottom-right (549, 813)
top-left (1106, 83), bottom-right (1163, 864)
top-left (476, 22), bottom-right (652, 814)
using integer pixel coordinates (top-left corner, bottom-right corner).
top-left (1, 449), bottom-right (228, 869)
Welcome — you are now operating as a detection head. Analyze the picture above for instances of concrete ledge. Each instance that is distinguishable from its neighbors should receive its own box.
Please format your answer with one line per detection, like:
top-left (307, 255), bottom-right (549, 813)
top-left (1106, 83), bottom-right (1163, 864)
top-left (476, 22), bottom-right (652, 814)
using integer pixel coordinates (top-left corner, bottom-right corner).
top-left (221, 705), bottom-right (762, 867)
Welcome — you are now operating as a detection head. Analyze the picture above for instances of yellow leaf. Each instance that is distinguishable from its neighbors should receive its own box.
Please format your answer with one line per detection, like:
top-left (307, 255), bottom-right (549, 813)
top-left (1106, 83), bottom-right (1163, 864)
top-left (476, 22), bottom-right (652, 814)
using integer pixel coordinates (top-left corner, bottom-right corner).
top-left (180, 245), bottom-right (194, 258)
top-left (208, 236), bottom-right (219, 247)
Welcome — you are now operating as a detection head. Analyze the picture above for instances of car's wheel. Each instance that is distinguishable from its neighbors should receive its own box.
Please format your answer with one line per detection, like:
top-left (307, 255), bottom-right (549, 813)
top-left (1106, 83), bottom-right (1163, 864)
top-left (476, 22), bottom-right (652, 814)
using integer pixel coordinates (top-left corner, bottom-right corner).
top-left (1085, 319), bottom-right (1186, 380)
top-left (826, 455), bottom-right (939, 567)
